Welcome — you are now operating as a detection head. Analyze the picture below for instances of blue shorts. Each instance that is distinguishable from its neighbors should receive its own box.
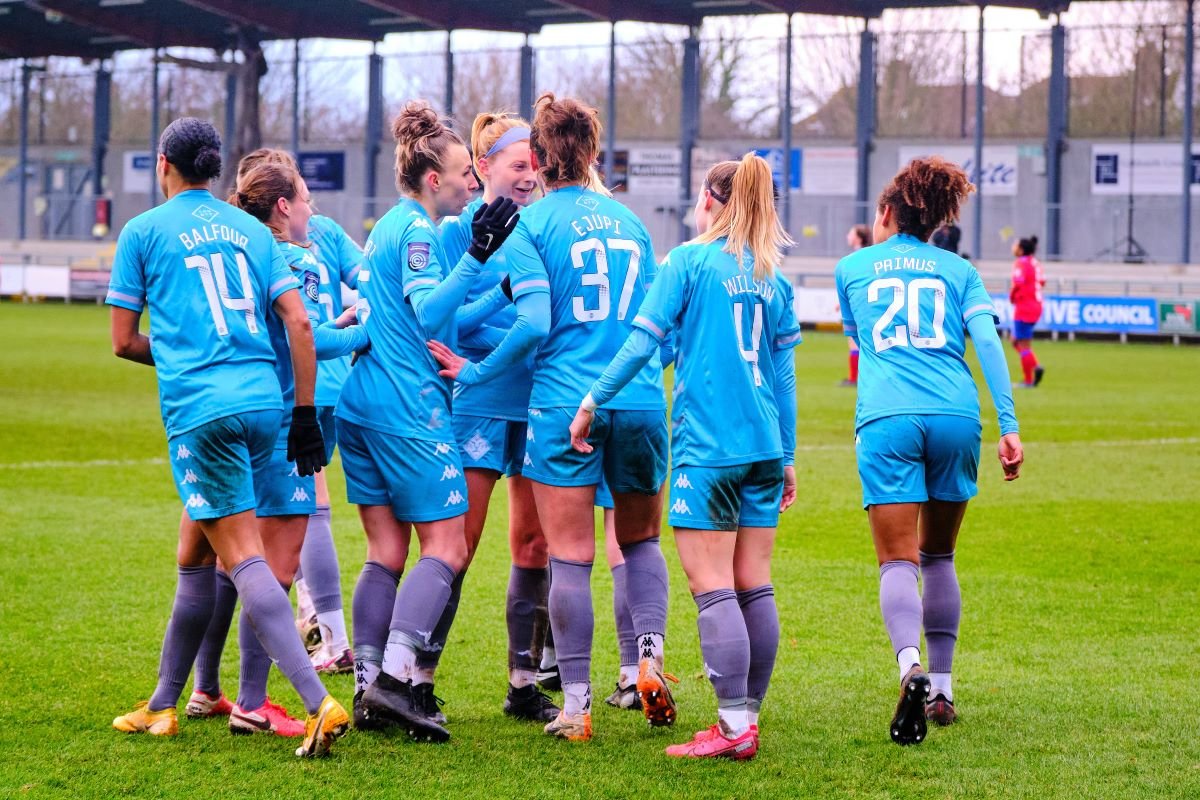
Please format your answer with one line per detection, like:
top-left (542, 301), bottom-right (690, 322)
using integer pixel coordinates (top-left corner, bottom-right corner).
top-left (1012, 319), bottom-right (1037, 340)
top-left (336, 418), bottom-right (468, 523)
top-left (855, 414), bottom-right (981, 508)
top-left (453, 414), bottom-right (527, 477)
top-left (256, 422), bottom-right (317, 518)
top-left (523, 407), bottom-right (667, 496)
top-left (317, 405), bottom-right (338, 464)
top-left (667, 460), bottom-right (784, 531)
top-left (169, 409), bottom-right (281, 521)
top-left (594, 476), bottom-right (614, 510)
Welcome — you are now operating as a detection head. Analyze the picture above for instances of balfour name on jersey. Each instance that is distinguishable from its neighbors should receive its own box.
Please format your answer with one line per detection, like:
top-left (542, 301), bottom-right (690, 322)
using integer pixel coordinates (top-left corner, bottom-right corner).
top-left (569, 213), bottom-right (623, 238)
top-left (721, 274), bottom-right (777, 302)
top-left (873, 256), bottom-right (938, 275)
top-left (177, 223), bottom-right (250, 252)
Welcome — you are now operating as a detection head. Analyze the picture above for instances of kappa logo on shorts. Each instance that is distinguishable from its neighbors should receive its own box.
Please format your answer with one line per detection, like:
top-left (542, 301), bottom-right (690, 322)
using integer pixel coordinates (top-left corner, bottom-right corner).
top-left (176, 444), bottom-right (192, 460)
top-left (288, 464), bottom-right (300, 477)
top-left (191, 204), bottom-right (219, 223)
top-left (673, 473), bottom-right (693, 490)
top-left (463, 432), bottom-right (491, 461)
top-left (670, 498), bottom-right (692, 515)
top-left (523, 452), bottom-right (533, 468)
top-left (291, 487), bottom-right (310, 502)
top-left (180, 469), bottom-right (199, 486)
top-left (528, 409), bottom-right (542, 418)
top-left (855, 434), bottom-right (861, 447)
top-left (434, 442), bottom-right (452, 455)
top-left (441, 465), bottom-right (461, 481)
top-left (185, 493), bottom-right (210, 509)
top-left (444, 490), bottom-right (465, 507)
top-left (526, 426), bottom-right (535, 442)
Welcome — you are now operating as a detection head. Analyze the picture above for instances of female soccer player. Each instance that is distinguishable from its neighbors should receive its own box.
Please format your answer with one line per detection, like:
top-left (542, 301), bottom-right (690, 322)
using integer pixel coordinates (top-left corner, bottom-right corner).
top-left (568, 154), bottom-right (800, 760)
top-left (1009, 235), bottom-right (1045, 387)
top-left (433, 111), bottom-right (558, 723)
top-left (340, 100), bottom-right (518, 743)
top-left (834, 157), bottom-right (1023, 746)
top-left (429, 93), bottom-right (672, 743)
top-left (107, 117), bottom-right (347, 757)
top-left (842, 224), bottom-right (872, 387)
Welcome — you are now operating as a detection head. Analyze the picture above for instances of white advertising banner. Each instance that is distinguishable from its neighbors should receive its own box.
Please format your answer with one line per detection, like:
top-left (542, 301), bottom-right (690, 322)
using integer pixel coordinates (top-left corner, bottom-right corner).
top-left (801, 148), bottom-right (857, 196)
top-left (1090, 143), bottom-right (1200, 195)
top-left (898, 145), bottom-right (1018, 196)
top-left (792, 287), bottom-right (843, 324)
top-left (627, 147), bottom-right (681, 194)
top-left (123, 151), bottom-right (153, 195)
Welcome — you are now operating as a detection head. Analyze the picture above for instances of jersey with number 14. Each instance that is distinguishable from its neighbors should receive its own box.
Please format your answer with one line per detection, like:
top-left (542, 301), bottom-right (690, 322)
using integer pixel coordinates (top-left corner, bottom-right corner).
top-left (835, 233), bottom-right (997, 431)
top-left (505, 186), bottom-right (663, 410)
top-left (106, 189), bottom-right (296, 438)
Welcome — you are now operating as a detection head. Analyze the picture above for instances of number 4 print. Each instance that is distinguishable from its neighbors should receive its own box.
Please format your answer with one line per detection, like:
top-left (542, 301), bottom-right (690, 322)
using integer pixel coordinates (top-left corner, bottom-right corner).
top-left (185, 253), bottom-right (258, 336)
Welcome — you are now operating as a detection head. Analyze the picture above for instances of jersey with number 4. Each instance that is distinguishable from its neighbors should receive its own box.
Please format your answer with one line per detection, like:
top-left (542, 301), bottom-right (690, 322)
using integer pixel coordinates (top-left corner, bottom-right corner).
top-left (635, 240), bottom-right (801, 467)
top-left (835, 232), bottom-right (997, 431)
top-left (106, 188), bottom-right (297, 438)
top-left (505, 186), bottom-right (663, 410)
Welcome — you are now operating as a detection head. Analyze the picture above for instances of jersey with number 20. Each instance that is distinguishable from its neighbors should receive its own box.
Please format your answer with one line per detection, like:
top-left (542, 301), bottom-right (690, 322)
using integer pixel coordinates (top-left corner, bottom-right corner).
top-left (106, 188), bottom-right (297, 438)
top-left (504, 186), bottom-right (663, 411)
top-left (835, 232), bottom-right (997, 432)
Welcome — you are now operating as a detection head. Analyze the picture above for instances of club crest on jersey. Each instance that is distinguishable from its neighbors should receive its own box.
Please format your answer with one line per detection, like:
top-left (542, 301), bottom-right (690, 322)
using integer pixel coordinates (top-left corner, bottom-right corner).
top-left (464, 432), bottom-right (491, 461)
top-left (408, 242), bottom-right (430, 270)
top-left (890, 243), bottom-right (916, 254)
top-left (575, 195), bottom-right (600, 211)
top-left (303, 271), bottom-right (320, 302)
top-left (191, 204), bottom-right (219, 223)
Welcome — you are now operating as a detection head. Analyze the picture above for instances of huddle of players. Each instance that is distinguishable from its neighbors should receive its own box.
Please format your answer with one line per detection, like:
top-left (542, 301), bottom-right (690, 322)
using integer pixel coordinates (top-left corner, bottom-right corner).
top-left (107, 89), bottom-right (1023, 759)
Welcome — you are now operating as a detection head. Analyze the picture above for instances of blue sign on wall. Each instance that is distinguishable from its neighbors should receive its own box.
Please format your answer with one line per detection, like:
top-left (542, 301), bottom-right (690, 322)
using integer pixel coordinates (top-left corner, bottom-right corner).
top-left (753, 147), bottom-right (801, 191)
top-left (298, 151), bottom-right (345, 192)
top-left (991, 294), bottom-right (1158, 334)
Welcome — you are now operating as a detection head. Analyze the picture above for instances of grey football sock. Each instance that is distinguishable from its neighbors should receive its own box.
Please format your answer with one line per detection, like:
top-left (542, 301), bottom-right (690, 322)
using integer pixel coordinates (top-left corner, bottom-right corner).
top-left (148, 564), bottom-right (216, 711)
top-left (193, 568), bottom-right (237, 698)
top-left (879, 560), bottom-right (922, 658)
top-left (388, 556), bottom-right (456, 656)
top-left (737, 584), bottom-right (779, 706)
top-left (548, 557), bottom-right (594, 685)
top-left (352, 560), bottom-right (399, 693)
top-left (301, 505), bottom-right (342, 615)
top-left (236, 604), bottom-right (271, 711)
top-left (229, 556), bottom-right (326, 715)
top-left (920, 551), bottom-right (961, 675)
top-left (619, 537), bottom-right (669, 638)
top-left (611, 563), bottom-right (637, 667)
top-left (415, 568), bottom-right (466, 672)
top-left (507, 565), bottom-right (548, 673)
top-left (695, 589), bottom-right (750, 706)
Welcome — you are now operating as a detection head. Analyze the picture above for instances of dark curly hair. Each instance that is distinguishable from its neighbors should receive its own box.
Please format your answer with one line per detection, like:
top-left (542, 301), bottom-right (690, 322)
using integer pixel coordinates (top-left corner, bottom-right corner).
top-left (158, 117), bottom-right (222, 183)
top-left (878, 157), bottom-right (975, 242)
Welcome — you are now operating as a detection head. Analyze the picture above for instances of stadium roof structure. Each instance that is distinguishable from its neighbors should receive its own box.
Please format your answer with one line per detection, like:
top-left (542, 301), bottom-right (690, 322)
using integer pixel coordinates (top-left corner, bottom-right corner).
top-left (0, 0), bottom-right (1080, 60)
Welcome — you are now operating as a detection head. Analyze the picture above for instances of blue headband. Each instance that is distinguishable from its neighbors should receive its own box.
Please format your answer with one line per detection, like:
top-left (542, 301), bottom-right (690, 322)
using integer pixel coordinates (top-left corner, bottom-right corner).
top-left (484, 127), bottom-right (531, 159)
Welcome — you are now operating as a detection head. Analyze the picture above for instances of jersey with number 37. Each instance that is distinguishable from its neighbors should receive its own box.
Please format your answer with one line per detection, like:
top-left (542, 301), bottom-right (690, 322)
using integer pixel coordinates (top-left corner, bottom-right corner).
top-left (106, 189), bottom-right (297, 438)
top-left (835, 233), bottom-right (997, 432)
top-left (505, 186), bottom-right (664, 411)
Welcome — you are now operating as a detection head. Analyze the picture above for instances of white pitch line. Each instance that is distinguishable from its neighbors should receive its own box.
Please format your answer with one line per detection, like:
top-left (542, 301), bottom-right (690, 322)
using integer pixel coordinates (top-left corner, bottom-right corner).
top-left (0, 457), bottom-right (167, 470)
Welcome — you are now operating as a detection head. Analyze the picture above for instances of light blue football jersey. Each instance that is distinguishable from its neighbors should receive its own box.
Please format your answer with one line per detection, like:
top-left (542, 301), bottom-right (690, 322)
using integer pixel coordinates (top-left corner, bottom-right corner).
top-left (505, 186), bottom-right (664, 410)
top-left (440, 197), bottom-right (531, 421)
top-left (303, 217), bottom-right (362, 408)
top-left (835, 233), bottom-right (998, 431)
top-left (270, 240), bottom-right (327, 408)
top-left (106, 189), bottom-right (297, 438)
top-left (634, 240), bottom-right (801, 467)
top-left (336, 197), bottom-right (457, 440)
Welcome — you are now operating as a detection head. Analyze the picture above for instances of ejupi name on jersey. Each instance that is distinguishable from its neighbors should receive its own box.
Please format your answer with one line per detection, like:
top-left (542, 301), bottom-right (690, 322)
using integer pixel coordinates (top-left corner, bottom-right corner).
top-left (569, 213), bottom-right (624, 238)
top-left (177, 223), bottom-right (251, 252)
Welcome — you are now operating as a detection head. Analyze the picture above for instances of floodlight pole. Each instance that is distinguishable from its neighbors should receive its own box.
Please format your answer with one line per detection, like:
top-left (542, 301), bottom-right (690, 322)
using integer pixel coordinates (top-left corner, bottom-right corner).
top-left (520, 34), bottom-right (535, 123)
top-left (679, 25), bottom-right (701, 244)
top-left (1183, 0), bottom-right (1195, 263)
top-left (444, 32), bottom-right (454, 119)
top-left (18, 60), bottom-right (32, 240)
top-left (291, 39), bottom-right (301, 158)
top-left (972, 5), bottom-right (985, 260)
top-left (782, 13), bottom-right (793, 232)
top-left (854, 20), bottom-right (876, 225)
top-left (365, 47), bottom-right (383, 226)
top-left (92, 61), bottom-right (112, 210)
top-left (150, 50), bottom-right (160, 208)
top-left (604, 21), bottom-right (617, 190)
top-left (223, 69), bottom-right (236, 186)
top-left (1045, 18), bottom-right (1067, 260)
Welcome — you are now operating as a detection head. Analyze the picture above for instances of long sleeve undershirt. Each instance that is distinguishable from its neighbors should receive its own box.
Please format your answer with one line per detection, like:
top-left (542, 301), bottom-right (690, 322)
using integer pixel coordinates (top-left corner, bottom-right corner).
top-left (409, 252), bottom-right (485, 334)
top-left (967, 313), bottom-right (1020, 435)
top-left (455, 292), bottom-right (551, 386)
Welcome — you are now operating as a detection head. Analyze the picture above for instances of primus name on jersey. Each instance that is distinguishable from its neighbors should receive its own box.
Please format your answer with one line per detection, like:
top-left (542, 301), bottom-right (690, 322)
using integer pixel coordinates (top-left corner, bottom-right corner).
top-left (873, 256), bottom-right (938, 275)
top-left (178, 224), bottom-right (250, 252)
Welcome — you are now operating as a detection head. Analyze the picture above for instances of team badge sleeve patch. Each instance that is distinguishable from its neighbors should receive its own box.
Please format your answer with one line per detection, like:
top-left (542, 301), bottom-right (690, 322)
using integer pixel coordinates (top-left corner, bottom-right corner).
top-left (407, 242), bottom-right (431, 271)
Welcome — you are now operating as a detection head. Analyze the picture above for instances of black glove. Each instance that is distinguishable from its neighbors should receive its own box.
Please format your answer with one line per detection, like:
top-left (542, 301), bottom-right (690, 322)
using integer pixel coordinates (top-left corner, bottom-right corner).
top-left (287, 405), bottom-right (326, 477)
top-left (468, 197), bottom-right (520, 263)
top-left (499, 274), bottom-right (513, 301)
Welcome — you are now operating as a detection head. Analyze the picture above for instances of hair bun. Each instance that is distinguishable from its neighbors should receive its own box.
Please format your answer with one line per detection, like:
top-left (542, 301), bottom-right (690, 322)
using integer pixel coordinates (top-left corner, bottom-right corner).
top-left (1030, 235), bottom-right (1039, 245)
top-left (392, 101), bottom-right (443, 142)
top-left (193, 146), bottom-right (222, 180)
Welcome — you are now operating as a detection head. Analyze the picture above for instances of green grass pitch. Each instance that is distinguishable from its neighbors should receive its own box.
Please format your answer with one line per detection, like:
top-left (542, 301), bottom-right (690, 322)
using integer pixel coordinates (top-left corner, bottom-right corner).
top-left (0, 302), bottom-right (1197, 799)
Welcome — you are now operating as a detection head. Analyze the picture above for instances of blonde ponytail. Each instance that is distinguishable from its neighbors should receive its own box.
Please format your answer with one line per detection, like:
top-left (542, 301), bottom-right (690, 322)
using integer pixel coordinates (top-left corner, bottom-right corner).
top-left (694, 153), bottom-right (793, 281)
